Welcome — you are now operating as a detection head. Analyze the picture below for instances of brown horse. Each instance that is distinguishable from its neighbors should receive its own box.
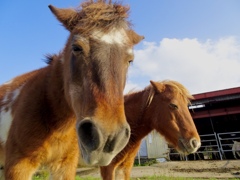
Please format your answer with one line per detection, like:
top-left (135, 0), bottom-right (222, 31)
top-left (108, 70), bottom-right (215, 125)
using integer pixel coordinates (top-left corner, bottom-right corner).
top-left (0, 0), bottom-right (143, 179)
top-left (100, 80), bottom-right (201, 180)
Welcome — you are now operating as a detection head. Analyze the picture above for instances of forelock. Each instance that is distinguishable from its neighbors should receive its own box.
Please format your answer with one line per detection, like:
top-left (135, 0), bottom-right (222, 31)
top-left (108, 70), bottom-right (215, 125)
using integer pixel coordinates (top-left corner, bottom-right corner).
top-left (161, 80), bottom-right (193, 104)
top-left (73, 0), bottom-right (131, 34)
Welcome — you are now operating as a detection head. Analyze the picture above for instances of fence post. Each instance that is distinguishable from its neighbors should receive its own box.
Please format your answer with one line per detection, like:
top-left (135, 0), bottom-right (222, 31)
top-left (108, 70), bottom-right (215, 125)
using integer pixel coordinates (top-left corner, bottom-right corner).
top-left (137, 150), bottom-right (141, 166)
top-left (215, 132), bottom-right (223, 160)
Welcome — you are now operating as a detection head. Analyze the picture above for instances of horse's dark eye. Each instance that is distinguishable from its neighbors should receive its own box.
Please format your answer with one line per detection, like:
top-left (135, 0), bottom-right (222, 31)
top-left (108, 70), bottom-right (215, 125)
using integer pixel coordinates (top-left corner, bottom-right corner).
top-left (72, 45), bottom-right (83, 52)
top-left (128, 60), bottom-right (133, 65)
top-left (169, 103), bottom-right (178, 110)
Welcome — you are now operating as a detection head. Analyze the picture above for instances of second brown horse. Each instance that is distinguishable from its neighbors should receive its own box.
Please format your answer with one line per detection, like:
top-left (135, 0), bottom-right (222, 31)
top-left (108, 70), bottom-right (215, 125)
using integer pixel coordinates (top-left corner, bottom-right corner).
top-left (100, 80), bottom-right (201, 180)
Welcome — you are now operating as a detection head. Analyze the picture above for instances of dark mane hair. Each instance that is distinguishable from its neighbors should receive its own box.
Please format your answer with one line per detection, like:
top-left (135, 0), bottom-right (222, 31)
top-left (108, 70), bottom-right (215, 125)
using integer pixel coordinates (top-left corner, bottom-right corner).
top-left (44, 54), bottom-right (59, 65)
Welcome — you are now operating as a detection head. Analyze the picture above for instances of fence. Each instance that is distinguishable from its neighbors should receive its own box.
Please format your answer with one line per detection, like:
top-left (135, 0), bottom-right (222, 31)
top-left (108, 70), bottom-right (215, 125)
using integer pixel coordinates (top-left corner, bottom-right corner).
top-left (217, 131), bottom-right (240, 159)
top-left (196, 133), bottom-right (222, 160)
top-left (169, 131), bottom-right (240, 161)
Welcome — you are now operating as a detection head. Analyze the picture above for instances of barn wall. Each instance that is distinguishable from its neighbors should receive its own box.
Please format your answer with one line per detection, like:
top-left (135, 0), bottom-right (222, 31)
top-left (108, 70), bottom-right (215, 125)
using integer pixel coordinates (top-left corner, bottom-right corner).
top-left (145, 130), bottom-right (168, 158)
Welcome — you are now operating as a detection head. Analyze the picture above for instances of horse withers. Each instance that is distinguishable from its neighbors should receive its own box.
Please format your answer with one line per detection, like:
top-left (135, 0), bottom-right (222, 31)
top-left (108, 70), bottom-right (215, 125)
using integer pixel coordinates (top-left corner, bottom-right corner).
top-left (100, 80), bottom-right (201, 180)
top-left (0, 0), bottom-right (143, 179)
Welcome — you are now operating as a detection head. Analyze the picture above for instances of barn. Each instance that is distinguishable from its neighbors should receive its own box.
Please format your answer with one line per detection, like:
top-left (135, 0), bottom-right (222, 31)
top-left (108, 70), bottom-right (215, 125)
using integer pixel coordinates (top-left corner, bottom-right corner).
top-left (191, 86), bottom-right (240, 135)
top-left (138, 86), bottom-right (240, 161)
top-left (190, 86), bottom-right (240, 160)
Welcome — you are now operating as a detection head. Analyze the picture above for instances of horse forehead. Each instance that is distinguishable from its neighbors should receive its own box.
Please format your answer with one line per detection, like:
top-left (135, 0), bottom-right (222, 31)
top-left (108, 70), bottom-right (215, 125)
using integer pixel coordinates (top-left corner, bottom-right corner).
top-left (92, 28), bottom-right (129, 45)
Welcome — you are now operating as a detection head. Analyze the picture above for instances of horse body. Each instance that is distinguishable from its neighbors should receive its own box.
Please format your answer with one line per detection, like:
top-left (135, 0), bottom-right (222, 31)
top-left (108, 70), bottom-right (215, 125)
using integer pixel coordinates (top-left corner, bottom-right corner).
top-left (0, 1), bottom-right (143, 179)
top-left (100, 80), bottom-right (201, 180)
top-left (0, 66), bottom-right (78, 179)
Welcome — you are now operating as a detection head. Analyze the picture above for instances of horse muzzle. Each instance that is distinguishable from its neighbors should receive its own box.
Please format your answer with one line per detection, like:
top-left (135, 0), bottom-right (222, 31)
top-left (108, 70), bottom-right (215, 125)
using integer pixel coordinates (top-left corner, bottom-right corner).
top-left (178, 137), bottom-right (201, 155)
top-left (77, 118), bottom-right (130, 166)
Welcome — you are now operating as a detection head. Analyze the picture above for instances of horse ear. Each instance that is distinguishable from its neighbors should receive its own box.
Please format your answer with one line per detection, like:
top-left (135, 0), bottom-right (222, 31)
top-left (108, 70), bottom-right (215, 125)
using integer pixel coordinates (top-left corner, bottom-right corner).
top-left (48, 5), bottom-right (78, 31)
top-left (150, 80), bottom-right (165, 93)
top-left (127, 30), bottom-right (144, 45)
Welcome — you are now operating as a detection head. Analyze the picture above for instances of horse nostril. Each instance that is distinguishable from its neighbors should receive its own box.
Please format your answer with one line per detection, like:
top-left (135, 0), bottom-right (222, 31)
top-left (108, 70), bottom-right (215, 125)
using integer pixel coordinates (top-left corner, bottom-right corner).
top-left (103, 126), bottom-right (130, 153)
top-left (103, 137), bottom-right (116, 153)
top-left (78, 120), bottom-right (100, 151)
top-left (125, 126), bottom-right (130, 138)
top-left (190, 138), bottom-right (199, 149)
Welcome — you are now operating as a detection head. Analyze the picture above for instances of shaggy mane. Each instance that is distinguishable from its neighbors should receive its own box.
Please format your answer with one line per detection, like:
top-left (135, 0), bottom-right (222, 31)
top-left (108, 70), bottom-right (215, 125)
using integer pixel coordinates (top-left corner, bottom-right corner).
top-left (161, 80), bottom-right (194, 104)
top-left (126, 80), bottom-right (193, 105)
top-left (73, 0), bottom-right (131, 34)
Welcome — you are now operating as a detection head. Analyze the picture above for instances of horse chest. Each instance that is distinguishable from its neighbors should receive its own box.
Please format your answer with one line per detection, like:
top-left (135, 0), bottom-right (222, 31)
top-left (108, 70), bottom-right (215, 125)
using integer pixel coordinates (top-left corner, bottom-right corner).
top-left (0, 87), bottom-right (22, 144)
top-left (45, 130), bottom-right (77, 162)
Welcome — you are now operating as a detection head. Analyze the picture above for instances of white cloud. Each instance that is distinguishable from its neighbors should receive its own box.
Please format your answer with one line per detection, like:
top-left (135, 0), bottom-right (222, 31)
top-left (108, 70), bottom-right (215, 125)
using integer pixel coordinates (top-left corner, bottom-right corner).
top-left (125, 36), bottom-right (240, 94)
top-left (124, 80), bottom-right (141, 94)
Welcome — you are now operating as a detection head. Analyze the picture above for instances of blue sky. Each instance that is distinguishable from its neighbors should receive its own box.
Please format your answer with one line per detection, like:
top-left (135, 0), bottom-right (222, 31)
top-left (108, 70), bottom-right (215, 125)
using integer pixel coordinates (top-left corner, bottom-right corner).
top-left (1, 0), bottom-right (240, 94)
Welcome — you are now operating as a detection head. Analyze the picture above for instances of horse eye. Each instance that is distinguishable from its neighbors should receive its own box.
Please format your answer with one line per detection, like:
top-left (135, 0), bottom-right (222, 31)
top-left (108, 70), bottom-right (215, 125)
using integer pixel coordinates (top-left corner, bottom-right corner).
top-left (72, 45), bottom-right (83, 52)
top-left (169, 103), bottom-right (178, 110)
top-left (128, 60), bottom-right (133, 65)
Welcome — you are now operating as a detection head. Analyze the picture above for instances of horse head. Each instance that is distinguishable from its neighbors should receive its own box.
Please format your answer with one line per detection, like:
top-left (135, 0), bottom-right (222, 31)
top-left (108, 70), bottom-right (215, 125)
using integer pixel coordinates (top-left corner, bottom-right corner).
top-left (49, 1), bottom-right (143, 165)
top-left (148, 80), bottom-right (201, 155)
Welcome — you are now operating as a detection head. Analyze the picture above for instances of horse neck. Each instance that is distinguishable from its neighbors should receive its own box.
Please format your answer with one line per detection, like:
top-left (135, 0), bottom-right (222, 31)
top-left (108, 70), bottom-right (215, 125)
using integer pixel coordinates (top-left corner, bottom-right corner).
top-left (124, 90), bottom-right (153, 141)
top-left (45, 58), bottom-right (73, 120)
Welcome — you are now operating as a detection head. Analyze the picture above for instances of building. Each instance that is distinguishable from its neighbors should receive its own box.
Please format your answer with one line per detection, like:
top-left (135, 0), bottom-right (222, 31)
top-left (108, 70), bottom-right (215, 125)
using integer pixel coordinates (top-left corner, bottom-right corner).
top-left (138, 130), bottom-right (168, 159)
top-left (189, 86), bottom-right (240, 160)
top-left (190, 86), bottom-right (240, 134)
top-left (139, 86), bottom-right (240, 160)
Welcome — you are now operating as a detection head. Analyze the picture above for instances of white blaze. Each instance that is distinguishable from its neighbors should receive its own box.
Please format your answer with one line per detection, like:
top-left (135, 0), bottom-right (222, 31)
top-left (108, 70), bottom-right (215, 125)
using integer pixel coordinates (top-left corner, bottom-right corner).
top-left (127, 48), bottom-right (134, 56)
top-left (0, 110), bottom-right (13, 143)
top-left (0, 87), bottom-right (22, 144)
top-left (92, 28), bottom-right (128, 45)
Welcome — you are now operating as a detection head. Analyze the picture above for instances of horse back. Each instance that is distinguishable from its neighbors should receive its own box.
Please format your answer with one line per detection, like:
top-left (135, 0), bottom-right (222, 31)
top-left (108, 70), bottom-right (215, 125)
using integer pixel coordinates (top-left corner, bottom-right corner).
top-left (0, 69), bottom-right (44, 164)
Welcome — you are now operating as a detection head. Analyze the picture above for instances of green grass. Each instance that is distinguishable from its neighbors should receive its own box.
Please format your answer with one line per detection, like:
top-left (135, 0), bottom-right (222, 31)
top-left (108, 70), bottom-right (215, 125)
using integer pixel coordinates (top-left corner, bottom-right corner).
top-left (33, 174), bottom-right (240, 180)
top-left (33, 168), bottom-right (240, 180)
top-left (131, 177), bottom-right (239, 180)
top-left (32, 171), bottom-right (49, 180)
top-left (74, 176), bottom-right (240, 180)
top-left (75, 177), bottom-right (100, 180)
top-left (134, 158), bottom-right (157, 166)
top-left (32, 175), bottom-right (100, 180)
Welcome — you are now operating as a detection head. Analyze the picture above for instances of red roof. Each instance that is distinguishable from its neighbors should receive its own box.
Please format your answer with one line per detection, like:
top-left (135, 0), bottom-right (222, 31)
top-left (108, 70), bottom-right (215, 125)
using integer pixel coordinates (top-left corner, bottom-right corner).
top-left (193, 87), bottom-right (240, 100)
top-left (191, 86), bottom-right (240, 119)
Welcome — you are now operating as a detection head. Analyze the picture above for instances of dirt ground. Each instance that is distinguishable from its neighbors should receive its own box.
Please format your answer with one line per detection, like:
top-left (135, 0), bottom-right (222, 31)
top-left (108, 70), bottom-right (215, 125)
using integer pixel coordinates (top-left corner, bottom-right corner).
top-left (77, 160), bottom-right (240, 179)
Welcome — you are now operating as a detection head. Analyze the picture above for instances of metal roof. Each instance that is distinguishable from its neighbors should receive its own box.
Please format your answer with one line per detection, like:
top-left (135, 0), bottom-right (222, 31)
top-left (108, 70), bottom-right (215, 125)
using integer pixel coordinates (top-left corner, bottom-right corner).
top-left (190, 86), bottom-right (240, 119)
top-left (191, 94), bottom-right (240, 106)
top-left (193, 86), bottom-right (240, 100)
